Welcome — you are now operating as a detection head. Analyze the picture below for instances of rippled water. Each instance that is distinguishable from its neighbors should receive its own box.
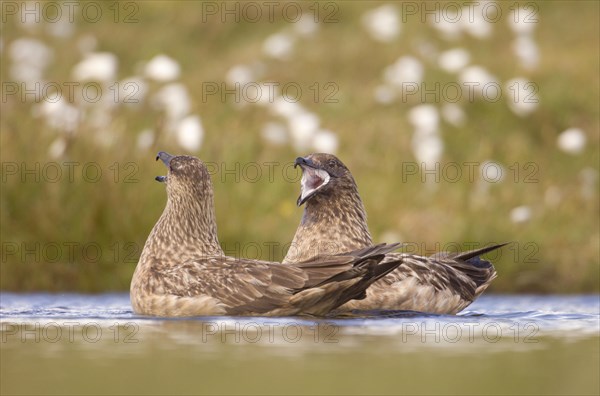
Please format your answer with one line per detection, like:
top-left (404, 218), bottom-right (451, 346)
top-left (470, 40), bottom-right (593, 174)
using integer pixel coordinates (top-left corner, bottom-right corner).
top-left (2, 293), bottom-right (599, 395)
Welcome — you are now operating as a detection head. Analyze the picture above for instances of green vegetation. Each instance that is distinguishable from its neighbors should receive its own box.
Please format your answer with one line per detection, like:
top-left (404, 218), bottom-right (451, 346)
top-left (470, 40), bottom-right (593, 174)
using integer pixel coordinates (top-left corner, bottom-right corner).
top-left (1, 1), bottom-right (598, 292)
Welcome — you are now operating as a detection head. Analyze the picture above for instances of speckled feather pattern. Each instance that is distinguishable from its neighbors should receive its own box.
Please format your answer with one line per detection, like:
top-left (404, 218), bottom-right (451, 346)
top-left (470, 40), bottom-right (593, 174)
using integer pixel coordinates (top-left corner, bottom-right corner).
top-left (285, 153), bottom-right (501, 314)
top-left (130, 155), bottom-right (403, 317)
top-left (285, 183), bottom-right (373, 263)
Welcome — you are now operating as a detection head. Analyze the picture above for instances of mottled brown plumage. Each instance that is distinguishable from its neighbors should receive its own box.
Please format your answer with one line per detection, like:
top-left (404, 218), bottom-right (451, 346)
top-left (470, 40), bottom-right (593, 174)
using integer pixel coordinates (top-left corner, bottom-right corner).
top-left (130, 152), bottom-right (403, 317)
top-left (284, 153), bottom-right (506, 314)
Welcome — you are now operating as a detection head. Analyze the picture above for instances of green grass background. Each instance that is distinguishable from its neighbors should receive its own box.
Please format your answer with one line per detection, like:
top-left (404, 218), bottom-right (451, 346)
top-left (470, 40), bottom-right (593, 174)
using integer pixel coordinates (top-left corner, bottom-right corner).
top-left (1, 1), bottom-right (598, 292)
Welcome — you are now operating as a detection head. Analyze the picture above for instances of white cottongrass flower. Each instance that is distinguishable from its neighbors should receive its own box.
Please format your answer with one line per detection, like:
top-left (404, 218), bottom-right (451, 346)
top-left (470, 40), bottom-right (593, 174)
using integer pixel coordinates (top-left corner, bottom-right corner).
top-left (441, 103), bottom-right (466, 127)
top-left (312, 130), bottom-right (339, 153)
top-left (294, 13), bottom-right (319, 36)
top-left (508, 7), bottom-right (538, 35)
top-left (118, 76), bottom-right (148, 105)
top-left (270, 97), bottom-right (304, 119)
top-left (409, 106), bottom-right (443, 166)
top-left (361, 5), bottom-right (400, 43)
top-left (510, 205), bottom-right (532, 223)
top-left (437, 48), bottom-right (470, 73)
top-left (505, 78), bottom-right (539, 116)
top-left (459, 65), bottom-right (498, 98)
top-left (411, 131), bottom-right (443, 166)
top-left (262, 32), bottom-right (294, 60)
top-left (152, 83), bottom-right (190, 122)
top-left (137, 129), bottom-right (155, 151)
top-left (460, 4), bottom-right (493, 39)
top-left (144, 54), bottom-right (181, 82)
top-left (176, 115), bottom-right (204, 152)
top-left (373, 84), bottom-right (397, 104)
top-left (72, 52), bottom-right (118, 82)
top-left (408, 104), bottom-right (439, 134)
top-left (557, 128), bottom-right (586, 155)
top-left (225, 64), bottom-right (255, 86)
top-left (288, 112), bottom-right (320, 151)
top-left (512, 35), bottom-right (539, 70)
top-left (9, 38), bottom-right (53, 82)
top-left (261, 122), bottom-right (288, 145)
top-left (48, 137), bottom-right (68, 159)
top-left (10, 63), bottom-right (45, 89)
top-left (34, 97), bottom-right (80, 133)
top-left (384, 56), bottom-right (424, 87)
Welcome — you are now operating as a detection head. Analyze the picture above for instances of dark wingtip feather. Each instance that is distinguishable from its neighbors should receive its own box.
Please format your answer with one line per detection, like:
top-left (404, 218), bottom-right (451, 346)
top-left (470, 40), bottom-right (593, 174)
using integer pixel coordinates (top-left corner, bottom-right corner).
top-left (451, 242), bottom-right (510, 262)
top-left (431, 242), bottom-right (511, 265)
top-left (466, 256), bottom-right (494, 269)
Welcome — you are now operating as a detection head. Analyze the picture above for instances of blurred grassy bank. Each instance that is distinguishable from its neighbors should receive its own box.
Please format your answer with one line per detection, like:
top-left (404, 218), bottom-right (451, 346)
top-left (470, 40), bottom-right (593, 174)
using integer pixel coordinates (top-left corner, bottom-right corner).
top-left (1, 1), bottom-right (598, 293)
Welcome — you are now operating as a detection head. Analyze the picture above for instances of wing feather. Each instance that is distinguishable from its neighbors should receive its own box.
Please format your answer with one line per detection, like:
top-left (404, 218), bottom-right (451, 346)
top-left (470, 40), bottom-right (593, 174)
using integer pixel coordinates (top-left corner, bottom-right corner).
top-left (145, 244), bottom-right (403, 316)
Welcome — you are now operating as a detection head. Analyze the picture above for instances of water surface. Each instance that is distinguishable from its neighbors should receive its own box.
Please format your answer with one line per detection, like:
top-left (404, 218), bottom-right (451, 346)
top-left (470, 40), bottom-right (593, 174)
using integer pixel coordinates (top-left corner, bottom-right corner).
top-left (1, 293), bottom-right (599, 395)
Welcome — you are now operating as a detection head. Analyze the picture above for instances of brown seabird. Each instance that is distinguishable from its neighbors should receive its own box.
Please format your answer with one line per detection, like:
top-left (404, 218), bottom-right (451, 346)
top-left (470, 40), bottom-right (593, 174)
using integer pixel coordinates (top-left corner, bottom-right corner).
top-left (130, 152), bottom-right (404, 317)
top-left (284, 153), bottom-right (507, 314)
